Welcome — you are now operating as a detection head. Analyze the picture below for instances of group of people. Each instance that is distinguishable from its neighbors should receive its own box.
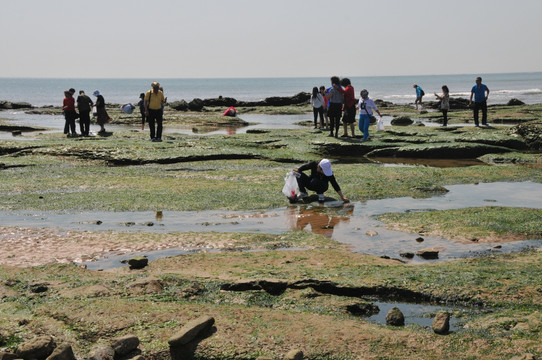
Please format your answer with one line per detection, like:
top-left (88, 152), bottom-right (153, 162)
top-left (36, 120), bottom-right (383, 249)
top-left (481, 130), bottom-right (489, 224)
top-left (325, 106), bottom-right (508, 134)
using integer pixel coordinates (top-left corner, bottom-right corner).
top-left (62, 81), bottom-right (167, 140)
top-left (297, 76), bottom-right (492, 205)
top-left (310, 76), bottom-right (491, 136)
top-left (310, 76), bottom-right (383, 141)
top-left (415, 77), bottom-right (490, 127)
top-left (62, 88), bottom-right (110, 137)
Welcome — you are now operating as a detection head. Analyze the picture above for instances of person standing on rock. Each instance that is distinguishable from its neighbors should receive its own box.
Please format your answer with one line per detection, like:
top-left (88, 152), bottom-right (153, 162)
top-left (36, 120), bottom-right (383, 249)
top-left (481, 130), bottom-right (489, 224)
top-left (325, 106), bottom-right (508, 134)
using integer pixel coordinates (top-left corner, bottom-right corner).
top-left (93, 90), bottom-right (111, 134)
top-left (413, 84), bottom-right (424, 110)
top-left (335, 78), bottom-right (356, 138)
top-left (76, 90), bottom-right (93, 136)
top-left (434, 85), bottom-right (450, 127)
top-left (62, 90), bottom-right (78, 137)
top-left (144, 82), bottom-right (165, 142)
top-left (357, 89), bottom-right (382, 141)
top-left (310, 87), bottom-right (325, 129)
top-left (469, 77), bottom-right (490, 127)
top-left (138, 93), bottom-right (146, 131)
top-left (319, 86), bottom-right (329, 129)
top-left (327, 76), bottom-right (344, 138)
top-left (293, 159), bottom-right (349, 203)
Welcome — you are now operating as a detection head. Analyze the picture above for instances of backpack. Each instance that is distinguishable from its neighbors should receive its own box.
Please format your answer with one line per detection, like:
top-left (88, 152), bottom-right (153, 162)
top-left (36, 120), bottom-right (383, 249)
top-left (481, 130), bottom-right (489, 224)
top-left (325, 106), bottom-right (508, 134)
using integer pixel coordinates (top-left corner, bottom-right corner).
top-left (420, 89), bottom-right (425, 96)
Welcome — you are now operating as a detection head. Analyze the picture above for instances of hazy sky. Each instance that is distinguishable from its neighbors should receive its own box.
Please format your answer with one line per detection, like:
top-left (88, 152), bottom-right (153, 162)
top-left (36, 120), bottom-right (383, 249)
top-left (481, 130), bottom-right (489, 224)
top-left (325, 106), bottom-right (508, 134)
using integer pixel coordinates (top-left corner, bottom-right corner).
top-left (1, 0), bottom-right (541, 79)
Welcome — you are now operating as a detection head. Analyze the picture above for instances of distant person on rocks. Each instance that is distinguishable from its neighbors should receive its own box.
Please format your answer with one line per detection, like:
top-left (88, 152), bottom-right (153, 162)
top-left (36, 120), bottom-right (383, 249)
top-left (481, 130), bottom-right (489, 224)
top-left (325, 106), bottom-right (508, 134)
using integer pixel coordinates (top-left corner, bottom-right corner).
top-left (319, 86), bottom-right (329, 129)
top-left (62, 90), bottom-right (78, 137)
top-left (223, 106), bottom-right (237, 117)
top-left (144, 81), bottom-right (165, 142)
top-left (413, 84), bottom-right (424, 110)
top-left (310, 86), bottom-right (325, 129)
top-left (76, 90), bottom-right (93, 136)
top-left (293, 159), bottom-right (349, 203)
top-left (357, 89), bottom-right (382, 141)
top-left (469, 77), bottom-right (490, 127)
top-left (434, 85), bottom-right (450, 126)
top-left (335, 78), bottom-right (356, 138)
top-left (138, 93), bottom-right (146, 130)
top-left (327, 76), bottom-right (344, 138)
top-left (93, 90), bottom-right (111, 134)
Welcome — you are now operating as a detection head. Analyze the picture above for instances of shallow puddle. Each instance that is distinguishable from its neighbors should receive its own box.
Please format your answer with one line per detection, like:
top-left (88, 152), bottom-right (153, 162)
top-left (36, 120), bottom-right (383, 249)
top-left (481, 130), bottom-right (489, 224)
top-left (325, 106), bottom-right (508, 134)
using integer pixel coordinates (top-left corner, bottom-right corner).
top-left (1, 181), bottom-right (541, 268)
top-left (366, 301), bottom-right (466, 331)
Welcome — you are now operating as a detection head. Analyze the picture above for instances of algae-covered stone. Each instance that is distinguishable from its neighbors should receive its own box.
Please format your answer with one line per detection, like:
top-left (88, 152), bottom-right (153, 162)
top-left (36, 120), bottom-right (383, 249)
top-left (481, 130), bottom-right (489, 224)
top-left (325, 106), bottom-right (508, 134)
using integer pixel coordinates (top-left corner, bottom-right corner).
top-left (432, 311), bottom-right (451, 335)
top-left (45, 343), bottom-right (76, 360)
top-left (128, 256), bottom-right (148, 270)
top-left (386, 307), bottom-right (405, 326)
top-left (16, 335), bottom-right (55, 360)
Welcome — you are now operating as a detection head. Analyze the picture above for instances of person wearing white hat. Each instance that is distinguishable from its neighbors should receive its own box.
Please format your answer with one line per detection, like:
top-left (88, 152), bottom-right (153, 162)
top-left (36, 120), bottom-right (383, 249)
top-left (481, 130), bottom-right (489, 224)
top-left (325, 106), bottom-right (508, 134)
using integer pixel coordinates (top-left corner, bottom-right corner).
top-left (293, 159), bottom-right (349, 203)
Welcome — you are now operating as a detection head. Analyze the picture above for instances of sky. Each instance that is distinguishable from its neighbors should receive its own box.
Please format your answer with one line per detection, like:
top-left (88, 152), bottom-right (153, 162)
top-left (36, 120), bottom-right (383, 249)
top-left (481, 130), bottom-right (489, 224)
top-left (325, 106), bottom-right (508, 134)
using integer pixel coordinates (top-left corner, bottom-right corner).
top-left (1, 0), bottom-right (542, 79)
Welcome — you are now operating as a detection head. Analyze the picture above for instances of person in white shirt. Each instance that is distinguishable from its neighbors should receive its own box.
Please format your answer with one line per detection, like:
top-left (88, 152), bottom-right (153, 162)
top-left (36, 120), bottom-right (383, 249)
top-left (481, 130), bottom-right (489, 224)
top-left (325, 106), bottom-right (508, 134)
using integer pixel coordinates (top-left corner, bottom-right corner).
top-left (310, 87), bottom-right (325, 129)
top-left (357, 89), bottom-right (382, 141)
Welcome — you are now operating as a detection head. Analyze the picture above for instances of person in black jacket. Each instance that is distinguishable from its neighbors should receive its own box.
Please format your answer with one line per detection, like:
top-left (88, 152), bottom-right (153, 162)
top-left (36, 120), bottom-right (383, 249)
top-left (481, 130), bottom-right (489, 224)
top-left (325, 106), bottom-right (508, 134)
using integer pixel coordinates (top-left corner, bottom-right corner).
top-left (293, 159), bottom-right (349, 203)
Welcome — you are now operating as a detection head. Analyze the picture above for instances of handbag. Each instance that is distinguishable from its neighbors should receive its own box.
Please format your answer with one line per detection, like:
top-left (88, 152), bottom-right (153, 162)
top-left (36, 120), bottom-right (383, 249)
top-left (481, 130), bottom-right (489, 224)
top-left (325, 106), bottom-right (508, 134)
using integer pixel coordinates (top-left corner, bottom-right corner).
top-left (92, 105), bottom-right (97, 117)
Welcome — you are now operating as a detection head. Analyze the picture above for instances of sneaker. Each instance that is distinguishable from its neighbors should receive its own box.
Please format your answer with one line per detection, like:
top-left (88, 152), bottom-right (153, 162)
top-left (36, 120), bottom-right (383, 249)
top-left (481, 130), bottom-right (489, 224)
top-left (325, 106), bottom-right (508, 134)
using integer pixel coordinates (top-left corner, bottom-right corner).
top-left (318, 194), bottom-right (325, 202)
top-left (155, 138), bottom-right (162, 142)
top-left (297, 192), bottom-right (308, 200)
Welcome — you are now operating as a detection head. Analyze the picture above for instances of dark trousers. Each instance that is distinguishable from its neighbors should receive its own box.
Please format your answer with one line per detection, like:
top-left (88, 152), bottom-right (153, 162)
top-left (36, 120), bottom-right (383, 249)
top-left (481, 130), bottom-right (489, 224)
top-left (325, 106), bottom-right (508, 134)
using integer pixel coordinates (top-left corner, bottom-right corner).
top-left (64, 111), bottom-right (77, 135)
top-left (328, 102), bottom-right (342, 136)
top-left (296, 172), bottom-right (328, 195)
top-left (313, 106), bottom-right (324, 128)
top-left (79, 110), bottom-right (91, 136)
top-left (473, 101), bottom-right (487, 126)
top-left (147, 109), bottom-right (163, 139)
top-left (140, 111), bottom-right (146, 125)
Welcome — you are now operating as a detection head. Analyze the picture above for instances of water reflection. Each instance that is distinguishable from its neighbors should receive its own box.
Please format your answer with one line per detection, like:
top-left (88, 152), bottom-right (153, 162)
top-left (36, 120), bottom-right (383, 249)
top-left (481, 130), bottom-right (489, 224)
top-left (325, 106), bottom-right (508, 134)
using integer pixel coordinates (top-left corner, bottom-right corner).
top-left (286, 205), bottom-right (354, 238)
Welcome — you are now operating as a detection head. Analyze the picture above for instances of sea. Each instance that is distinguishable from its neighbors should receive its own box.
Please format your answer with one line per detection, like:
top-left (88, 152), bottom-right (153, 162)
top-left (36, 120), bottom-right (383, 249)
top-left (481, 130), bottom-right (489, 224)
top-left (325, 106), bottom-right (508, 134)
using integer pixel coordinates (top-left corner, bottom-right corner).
top-left (1, 72), bottom-right (541, 107)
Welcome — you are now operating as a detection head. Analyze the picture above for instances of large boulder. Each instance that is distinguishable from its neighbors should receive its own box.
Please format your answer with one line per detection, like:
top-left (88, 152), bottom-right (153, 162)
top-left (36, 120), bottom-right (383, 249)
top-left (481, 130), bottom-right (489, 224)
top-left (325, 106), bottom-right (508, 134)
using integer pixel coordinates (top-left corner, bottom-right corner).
top-left (263, 92), bottom-right (310, 106)
top-left (16, 336), bottom-right (56, 360)
top-left (169, 100), bottom-right (189, 111)
top-left (45, 344), bottom-right (76, 360)
top-left (386, 307), bottom-right (405, 326)
top-left (507, 98), bottom-right (525, 106)
top-left (391, 116), bottom-right (413, 126)
top-left (188, 98), bottom-right (204, 111)
top-left (432, 311), bottom-right (451, 335)
top-left (168, 316), bottom-right (216, 360)
top-left (111, 335), bottom-right (140, 357)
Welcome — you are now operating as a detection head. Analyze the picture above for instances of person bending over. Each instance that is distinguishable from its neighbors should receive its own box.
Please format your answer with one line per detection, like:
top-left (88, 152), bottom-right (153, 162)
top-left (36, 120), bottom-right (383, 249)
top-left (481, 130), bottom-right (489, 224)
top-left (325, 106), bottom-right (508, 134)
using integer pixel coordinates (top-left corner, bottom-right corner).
top-left (293, 159), bottom-right (349, 203)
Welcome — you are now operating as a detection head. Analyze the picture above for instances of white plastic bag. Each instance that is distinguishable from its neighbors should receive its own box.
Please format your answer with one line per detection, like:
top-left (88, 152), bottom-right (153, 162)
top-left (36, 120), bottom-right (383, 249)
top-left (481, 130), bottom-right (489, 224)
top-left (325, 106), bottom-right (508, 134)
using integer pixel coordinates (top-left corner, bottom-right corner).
top-left (376, 117), bottom-right (385, 131)
top-left (282, 171), bottom-right (298, 200)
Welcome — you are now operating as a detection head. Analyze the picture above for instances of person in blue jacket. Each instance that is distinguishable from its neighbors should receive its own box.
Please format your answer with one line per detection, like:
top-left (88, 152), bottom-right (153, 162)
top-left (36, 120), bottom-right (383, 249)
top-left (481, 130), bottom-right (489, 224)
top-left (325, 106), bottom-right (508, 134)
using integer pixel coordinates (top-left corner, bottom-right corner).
top-left (413, 84), bottom-right (424, 110)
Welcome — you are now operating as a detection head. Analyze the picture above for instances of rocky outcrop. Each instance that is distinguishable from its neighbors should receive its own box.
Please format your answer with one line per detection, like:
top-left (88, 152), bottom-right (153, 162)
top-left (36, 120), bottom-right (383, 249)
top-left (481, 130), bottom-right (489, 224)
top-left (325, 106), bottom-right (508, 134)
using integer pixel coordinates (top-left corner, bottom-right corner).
top-left (128, 256), bottom-right (148, 270)
top-left (0, 101), bottom-right (33, 109)
top-left (46, 343), bottom-right (76, 360)
top-left (391, 116), bottom-right (413, 126)
top-left (168, 316), bottom-right (216, 360)
top-left (16, 335), bottom-right (56, 360)
top-left (283, 349), bottom-right (304, 360)
top-left (507, 98), bottom-right (525, 106)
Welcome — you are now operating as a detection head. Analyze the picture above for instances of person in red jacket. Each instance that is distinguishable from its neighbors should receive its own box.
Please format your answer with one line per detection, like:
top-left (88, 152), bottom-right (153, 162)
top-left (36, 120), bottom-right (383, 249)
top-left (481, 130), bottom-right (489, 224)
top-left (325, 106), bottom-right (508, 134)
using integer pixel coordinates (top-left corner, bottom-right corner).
top-left (62, 90), bottom-right (78, 137)
top-left (335, 78), bottom-right (356, 138)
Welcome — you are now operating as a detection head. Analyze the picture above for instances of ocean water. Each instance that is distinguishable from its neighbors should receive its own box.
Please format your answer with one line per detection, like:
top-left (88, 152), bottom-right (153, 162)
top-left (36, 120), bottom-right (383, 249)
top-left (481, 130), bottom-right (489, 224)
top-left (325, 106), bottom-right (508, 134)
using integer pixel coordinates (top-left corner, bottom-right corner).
top-left (0, 72), bottom-right (541, 107)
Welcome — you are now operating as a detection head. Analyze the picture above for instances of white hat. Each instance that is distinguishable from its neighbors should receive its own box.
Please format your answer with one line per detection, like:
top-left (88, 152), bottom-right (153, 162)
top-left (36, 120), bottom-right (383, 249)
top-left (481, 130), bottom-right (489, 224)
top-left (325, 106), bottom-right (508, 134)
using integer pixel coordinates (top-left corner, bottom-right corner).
top-left (93, 90), bottom-right (100, 97)
top-left (318, 159), bottom-right (333, 176)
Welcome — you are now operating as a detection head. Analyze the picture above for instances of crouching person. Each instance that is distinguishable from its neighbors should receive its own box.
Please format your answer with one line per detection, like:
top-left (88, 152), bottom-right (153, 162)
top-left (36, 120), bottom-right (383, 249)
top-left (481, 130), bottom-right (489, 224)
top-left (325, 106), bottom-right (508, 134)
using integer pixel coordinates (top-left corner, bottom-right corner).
top-left (293, 159), bottom-right (349, 203)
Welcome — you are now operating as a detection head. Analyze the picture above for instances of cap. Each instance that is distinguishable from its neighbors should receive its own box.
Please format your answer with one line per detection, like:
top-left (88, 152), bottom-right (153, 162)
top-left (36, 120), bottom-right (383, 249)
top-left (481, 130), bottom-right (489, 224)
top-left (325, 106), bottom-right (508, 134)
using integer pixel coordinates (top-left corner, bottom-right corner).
top-left (318, 159), bottom-right (333, 176)
top-left (93, 90), bottom-right (100, 97)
